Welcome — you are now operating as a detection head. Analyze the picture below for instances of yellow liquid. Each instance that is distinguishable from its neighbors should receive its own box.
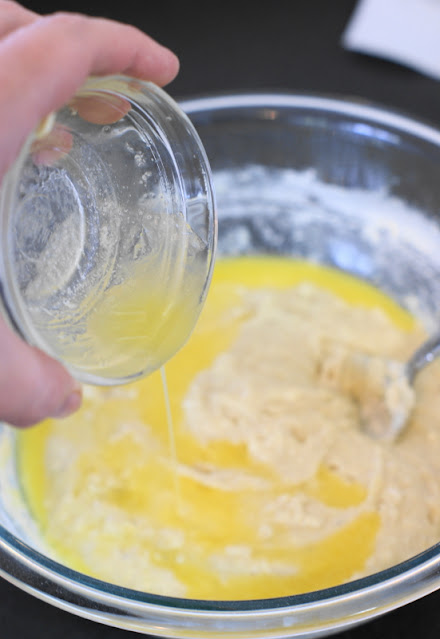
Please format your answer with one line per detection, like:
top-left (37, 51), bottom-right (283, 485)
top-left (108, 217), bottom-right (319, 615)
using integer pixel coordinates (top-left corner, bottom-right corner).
top-left (17, 257), bottom-right (417, 599)
top-left (70, 261), bottom-right (204, 379)
top-left (59, 207), bottom-right (208, 381)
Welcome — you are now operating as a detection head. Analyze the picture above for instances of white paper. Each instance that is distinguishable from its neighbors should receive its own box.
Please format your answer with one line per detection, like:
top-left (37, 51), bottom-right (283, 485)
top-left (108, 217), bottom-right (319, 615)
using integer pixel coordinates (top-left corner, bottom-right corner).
top-left (342, 0), bottom-right (440, 81)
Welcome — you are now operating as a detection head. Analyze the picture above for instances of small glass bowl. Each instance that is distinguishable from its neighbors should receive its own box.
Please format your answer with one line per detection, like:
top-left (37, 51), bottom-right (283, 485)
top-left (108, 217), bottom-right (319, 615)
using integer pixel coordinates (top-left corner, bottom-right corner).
top-left (0, 76), bottom-right (216, 384)
top-left (1, 93), bottom-right (440, 638)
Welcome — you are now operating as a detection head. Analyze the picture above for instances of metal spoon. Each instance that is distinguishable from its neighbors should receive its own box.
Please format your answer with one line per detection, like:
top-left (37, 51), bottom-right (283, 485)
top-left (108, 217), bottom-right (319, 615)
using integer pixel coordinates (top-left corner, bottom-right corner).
top-left (405, 331), bottom-right (440, 384)
top-left (318, 335), bottom-right (440, 441)
top-left (361, 333), bottom-right (440, 440)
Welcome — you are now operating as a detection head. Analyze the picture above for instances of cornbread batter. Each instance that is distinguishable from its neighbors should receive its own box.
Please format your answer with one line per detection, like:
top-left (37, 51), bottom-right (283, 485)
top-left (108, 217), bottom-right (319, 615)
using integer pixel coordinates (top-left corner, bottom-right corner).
top-left (17, 258), bottom-right (440, 599)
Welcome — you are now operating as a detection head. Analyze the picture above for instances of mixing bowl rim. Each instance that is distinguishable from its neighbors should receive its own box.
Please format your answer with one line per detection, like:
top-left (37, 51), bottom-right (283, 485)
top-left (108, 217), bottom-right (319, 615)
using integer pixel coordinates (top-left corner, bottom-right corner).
top-left (179, 89), bottom-right (440, 146)
top-left (1, 524), bottom-right (440, 614)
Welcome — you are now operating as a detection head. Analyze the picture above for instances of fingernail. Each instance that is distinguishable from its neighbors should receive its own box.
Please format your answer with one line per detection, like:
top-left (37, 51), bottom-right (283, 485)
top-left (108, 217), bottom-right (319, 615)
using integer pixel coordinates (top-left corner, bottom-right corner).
top-left (34, 112), bottom-right (55, 140)
top-left (55, 387), bottom-right (82, 419)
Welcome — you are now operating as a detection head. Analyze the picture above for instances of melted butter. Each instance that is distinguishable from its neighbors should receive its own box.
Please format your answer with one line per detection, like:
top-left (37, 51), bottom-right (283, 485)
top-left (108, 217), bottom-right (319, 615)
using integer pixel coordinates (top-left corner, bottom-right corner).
top-left (83, 260), bottom-right (204, 379)
top-left (17, 257), bottom-right (416, 599)
top-left (304, 465), bottom-right (367, 508)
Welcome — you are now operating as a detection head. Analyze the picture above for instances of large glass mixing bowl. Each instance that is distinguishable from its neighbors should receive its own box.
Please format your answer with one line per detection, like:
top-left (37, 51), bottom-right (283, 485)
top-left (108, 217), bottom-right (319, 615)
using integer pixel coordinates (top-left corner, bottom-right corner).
top-left (1, 93), bottom-right (440, 638)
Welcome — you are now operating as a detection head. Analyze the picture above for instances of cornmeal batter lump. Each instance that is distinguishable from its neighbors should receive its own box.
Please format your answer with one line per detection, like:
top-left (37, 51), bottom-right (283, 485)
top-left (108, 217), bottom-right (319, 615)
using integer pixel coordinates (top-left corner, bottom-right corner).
top-left (17, 258), bottom-right (440, 599)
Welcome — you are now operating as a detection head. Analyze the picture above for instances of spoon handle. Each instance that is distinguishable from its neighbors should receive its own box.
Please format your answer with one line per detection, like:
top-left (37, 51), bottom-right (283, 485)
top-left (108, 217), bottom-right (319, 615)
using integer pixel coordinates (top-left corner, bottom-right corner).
top-left (406, 331), bottom-right (440, 383)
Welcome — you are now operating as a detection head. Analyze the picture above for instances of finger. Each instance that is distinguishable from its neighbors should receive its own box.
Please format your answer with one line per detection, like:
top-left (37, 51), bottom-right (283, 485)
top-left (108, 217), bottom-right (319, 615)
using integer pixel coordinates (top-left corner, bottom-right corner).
top-left (69, 94), bottom-right (131, 125)
top-left (0, 0), bottom-right (37, 39)
top-left (0, 316), bottom-right (82, 428)
top-left (30, 94), bottom-right (132, 167)
top-left (0, 12), bottom-right (179, 176)
top-left (31, 123), bottom-right (73, 166)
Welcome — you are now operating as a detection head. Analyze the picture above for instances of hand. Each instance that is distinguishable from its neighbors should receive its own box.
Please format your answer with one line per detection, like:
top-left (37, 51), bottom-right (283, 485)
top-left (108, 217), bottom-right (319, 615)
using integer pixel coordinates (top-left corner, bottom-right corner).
top-left (0, 0), bottom-right (179, 427)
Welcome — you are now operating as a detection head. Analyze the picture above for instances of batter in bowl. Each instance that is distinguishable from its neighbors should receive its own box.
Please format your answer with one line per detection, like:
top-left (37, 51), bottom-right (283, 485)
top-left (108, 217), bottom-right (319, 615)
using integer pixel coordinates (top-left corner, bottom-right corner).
top-left (17, 257), bottom-right (440, 599)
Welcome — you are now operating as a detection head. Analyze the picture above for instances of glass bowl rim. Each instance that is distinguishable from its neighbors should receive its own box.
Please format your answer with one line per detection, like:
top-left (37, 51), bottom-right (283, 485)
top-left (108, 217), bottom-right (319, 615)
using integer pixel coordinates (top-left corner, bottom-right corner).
top-left (1, 522), bottom-right (440, 613)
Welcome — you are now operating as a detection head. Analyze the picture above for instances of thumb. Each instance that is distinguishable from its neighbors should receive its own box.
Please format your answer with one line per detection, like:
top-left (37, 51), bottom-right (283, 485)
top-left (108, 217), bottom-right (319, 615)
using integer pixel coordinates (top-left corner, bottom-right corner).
top-left (0, 315), bottom-right (82, 427)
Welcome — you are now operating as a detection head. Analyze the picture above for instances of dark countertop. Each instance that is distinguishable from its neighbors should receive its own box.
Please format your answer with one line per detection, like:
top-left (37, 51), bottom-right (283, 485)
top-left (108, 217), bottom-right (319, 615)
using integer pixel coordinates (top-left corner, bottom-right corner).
top-left (3, 1), bottom-right (440, 637)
